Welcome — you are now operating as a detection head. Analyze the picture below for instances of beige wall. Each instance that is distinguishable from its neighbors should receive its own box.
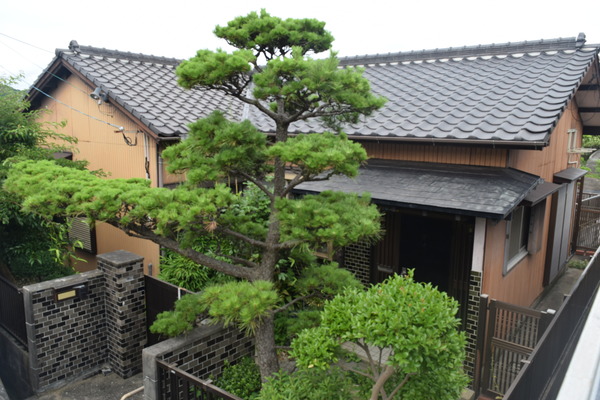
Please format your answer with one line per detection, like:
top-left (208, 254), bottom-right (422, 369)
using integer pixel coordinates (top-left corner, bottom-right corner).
top-left (37, 74), bottom-right (162, 274)
top-left (38, 75), bottom-right (159, 183)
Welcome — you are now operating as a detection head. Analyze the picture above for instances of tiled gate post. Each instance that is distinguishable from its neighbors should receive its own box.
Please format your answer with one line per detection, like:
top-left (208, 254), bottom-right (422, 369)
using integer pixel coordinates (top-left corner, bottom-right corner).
top-left (97, 250), bottom-right (147, 377)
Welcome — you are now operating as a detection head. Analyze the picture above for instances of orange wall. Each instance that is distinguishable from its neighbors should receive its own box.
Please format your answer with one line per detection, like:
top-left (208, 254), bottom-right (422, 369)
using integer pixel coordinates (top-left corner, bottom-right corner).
top-left (37, 74), bottom-right (162, 273)
top-left (482, 102), bottom-right (584, 306)
top-left (481, 212), bottom-right (550, 306)
top-left (508, 102), bottom-right (583, 178)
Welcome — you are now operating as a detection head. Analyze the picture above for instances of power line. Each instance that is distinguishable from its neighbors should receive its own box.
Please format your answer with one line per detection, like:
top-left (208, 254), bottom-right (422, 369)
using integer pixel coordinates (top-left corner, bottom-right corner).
top-left (0, 32), bottom-right (53, 54)
top-left (0, 33), bottom-right (125, 132)
top-left (0, 36), bottom-right (90, 96)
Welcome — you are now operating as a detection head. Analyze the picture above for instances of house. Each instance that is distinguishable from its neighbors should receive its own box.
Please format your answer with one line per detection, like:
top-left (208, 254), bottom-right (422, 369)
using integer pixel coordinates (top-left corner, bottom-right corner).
top-left (28, 34), bottom-right (600, 381)
top-left (290, 34), bottom-right (600, 379)
top-left (28, 40), bottom-right (244, 273)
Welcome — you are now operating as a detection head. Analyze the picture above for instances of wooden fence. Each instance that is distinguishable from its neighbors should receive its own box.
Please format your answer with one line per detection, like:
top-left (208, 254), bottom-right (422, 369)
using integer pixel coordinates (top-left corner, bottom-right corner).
top-left (156, 360), bottom-right (243, 400)
top-left (0, 275), bottom-right (27, 347)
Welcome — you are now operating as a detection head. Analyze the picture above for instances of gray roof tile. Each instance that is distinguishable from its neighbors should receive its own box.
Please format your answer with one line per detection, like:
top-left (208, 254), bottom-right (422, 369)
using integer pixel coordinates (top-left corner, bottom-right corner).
top-left (295, 159), bottom-right (542, 219)
top-left (31, 37), bottom-right (599, 144)
top-left (50, 45), bottom-right (243, 137)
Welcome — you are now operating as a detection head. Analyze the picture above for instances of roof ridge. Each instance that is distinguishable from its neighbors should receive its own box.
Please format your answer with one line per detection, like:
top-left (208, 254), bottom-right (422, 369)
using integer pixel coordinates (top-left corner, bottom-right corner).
top-left (56, 40), bottom-right (181, 66)
top-left (339, 34), bottom-right (592, 65)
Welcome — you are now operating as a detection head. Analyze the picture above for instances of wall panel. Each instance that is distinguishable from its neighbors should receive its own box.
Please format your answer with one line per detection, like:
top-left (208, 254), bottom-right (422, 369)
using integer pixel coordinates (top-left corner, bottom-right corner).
top-left (361, 142), bottom-right (508, 167)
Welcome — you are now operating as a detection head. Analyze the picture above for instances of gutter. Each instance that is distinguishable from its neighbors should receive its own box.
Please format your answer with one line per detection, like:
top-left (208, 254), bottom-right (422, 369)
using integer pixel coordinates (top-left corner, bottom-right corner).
top-left (350, 136), bottom-right (550, 150)
top-left (265, 132), bottom-right (550, 150)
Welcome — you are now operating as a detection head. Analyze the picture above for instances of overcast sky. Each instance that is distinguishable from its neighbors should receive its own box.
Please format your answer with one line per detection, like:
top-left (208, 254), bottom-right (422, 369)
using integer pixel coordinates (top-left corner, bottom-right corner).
top-left (1, 0), bottom-right (600, 89)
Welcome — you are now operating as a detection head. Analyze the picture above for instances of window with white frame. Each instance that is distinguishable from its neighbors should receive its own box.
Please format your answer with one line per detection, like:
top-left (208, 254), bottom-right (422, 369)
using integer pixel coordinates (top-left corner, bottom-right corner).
top-left (505, 205), bottom-right (531, 273)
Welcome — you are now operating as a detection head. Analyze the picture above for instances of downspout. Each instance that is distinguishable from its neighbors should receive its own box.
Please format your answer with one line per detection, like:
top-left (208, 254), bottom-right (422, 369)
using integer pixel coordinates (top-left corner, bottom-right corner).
top-left (156, 141), bottom-right (164, 188)
top-left (143, 133), bottom-right (151, 180)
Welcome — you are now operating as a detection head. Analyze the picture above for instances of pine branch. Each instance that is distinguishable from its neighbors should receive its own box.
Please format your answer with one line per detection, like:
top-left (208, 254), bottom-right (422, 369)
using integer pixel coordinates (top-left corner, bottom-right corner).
top-left (109, 221), bottom-right (257, 280)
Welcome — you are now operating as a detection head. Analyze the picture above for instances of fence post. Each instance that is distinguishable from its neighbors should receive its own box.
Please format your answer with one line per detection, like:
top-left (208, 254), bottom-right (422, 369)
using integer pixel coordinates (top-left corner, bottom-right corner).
top-left (473, 294), bottom-right (489, 397)
top-left (97, 250), bottom-right (147, 378)
top-left (538, 309), bottom-right (556, 341)
top-left (571, 177), bottom-right (585, 253)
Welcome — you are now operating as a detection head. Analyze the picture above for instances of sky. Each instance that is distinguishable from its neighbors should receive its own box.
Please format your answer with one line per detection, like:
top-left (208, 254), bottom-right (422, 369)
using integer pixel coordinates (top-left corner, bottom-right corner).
top-left (1, 0), bottom-right (600, 89)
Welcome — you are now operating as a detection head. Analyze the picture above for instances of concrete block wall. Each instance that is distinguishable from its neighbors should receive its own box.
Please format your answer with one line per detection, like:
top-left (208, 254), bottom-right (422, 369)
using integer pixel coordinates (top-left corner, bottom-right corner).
top-left (97, 251), bottom-right (147, 378)
top-left (464, 270), bottom-right (482, 382)
top-left (22, 270), bottom-right (107, 390)
top-left (143, 324), bottom-right (254, 400)
top-left (18, 250), bottom-right (147, 393)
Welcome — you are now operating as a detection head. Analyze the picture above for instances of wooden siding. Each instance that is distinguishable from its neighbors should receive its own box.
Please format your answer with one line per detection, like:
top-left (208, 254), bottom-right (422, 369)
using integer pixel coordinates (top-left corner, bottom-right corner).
top-left (483, 102), bottom-right (584, 306)
top-left (361, 142), bottom-right (508, 167)
top-left (481, 211), bottom-right (549, 306)
top-left (508, 102), bottom-right (584, 179)
top-left (36, 74), bottom-right (161, 274)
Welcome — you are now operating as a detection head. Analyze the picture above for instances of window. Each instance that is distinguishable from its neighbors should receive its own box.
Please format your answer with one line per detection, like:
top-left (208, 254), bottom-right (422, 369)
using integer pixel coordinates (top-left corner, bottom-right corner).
top-left (505, 206), bottom-right (530, 273)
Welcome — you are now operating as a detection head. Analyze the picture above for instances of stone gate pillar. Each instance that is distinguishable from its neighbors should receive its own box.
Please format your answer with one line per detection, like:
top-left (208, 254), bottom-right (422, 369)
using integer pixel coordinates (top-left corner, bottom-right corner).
top-left (97, 250), bottom-right (146, 378)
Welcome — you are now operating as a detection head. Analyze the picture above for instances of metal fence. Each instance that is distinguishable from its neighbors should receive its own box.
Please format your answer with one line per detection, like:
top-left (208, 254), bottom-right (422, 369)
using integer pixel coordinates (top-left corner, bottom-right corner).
top-left (577, 192), bottom-right (600, 252)
top-left (0, 275), bottom-right (27, 347)
top-left (503, 248), bottom-right (600, 399)
top-left (476, 297), bottom-right (553, 398)
top-left (145, 275), bottom-right (195, 346)
top-left (157, 360), bottom-right (243, 400)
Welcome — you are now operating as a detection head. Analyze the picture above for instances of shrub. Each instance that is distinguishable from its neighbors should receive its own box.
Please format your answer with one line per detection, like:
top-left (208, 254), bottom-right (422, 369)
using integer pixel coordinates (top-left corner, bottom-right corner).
top-left (214, 357), bottom-right (261, 400)
top-left (258, 367), bottom-right (364, 400)
top-left (158, 248), bottom-right (233, 292)
top-left (568, 258), bottom-right (588, 270)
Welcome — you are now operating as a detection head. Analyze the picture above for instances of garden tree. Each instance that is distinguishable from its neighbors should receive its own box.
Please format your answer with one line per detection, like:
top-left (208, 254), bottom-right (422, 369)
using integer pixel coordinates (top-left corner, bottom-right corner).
top-left (287, 272), bottom-right (469, 400)
top-left (0, 77), bottom-right (81, 282)
top-left (4, 10), bottom-right (385, 379)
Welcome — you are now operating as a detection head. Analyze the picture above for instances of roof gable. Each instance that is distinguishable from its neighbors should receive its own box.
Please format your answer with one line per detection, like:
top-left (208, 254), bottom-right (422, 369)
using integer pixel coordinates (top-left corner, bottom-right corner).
top-left (29, 42), bottom-right (243, 138)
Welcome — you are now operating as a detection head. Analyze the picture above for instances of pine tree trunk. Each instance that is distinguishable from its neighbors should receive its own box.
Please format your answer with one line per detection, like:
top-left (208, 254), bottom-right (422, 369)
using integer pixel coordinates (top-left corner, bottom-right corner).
top-left (254, 314), bottom-right (279, 380)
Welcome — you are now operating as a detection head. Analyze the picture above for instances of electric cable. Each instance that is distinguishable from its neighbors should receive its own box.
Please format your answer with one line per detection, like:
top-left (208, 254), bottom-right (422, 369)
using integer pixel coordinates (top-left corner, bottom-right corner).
top-left (0, 35), bottom-right (90, 96)
top-left (30, 85), bottom-right (124, 131)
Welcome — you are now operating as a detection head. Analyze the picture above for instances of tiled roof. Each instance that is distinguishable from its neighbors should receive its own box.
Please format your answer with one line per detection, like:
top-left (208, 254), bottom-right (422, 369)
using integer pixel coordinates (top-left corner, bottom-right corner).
top-left (32, 36), bottom-right (599, 144)
top-left (295, 159), bottom-right (542, 219)
top-left (251, 36), bottom-right (599, 146)
top-left (44, 43), bottom-right (243, 137)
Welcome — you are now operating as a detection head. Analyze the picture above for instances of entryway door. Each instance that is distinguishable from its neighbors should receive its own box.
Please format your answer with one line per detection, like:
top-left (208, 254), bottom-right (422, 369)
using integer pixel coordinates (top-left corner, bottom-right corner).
top-left (371, 211), bottom-right (474, 326)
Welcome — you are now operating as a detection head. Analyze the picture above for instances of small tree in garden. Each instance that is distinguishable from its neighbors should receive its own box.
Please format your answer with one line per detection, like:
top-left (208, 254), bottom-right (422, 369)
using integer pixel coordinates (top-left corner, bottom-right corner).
top-left (0, 76), bottom-right (83, 283)
top-left (4, 10), bottom-right (384, 379)
top-left (288, 271), bottom-right (469, 400)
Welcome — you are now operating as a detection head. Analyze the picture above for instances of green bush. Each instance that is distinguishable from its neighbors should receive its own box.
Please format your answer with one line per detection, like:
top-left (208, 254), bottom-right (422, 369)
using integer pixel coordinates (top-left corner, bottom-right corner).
top-left (274, 309), bottom-right (322, 346)
top-left (0, 213), bottom-right (74, 284)
top-left (568, 258), bottom-right (588, 270)
top-left (158, 248), bottom-right (233, 292)
top-left (214, 357), bottom-right (261, 400)
top-left (258, 367), bottom-right (365, 400)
